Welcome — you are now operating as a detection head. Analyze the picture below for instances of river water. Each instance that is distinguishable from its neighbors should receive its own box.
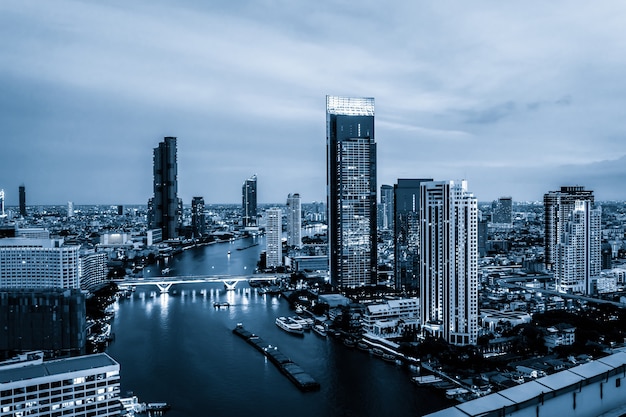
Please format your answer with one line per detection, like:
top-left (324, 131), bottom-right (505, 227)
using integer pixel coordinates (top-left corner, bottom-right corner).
top-left (106, 235), bottom-right (452, 417)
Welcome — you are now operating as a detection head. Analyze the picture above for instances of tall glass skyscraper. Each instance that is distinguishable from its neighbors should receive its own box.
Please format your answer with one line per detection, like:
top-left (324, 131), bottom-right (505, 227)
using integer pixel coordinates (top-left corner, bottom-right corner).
top-left (286, 193), bottom-right (302, 248)
top-left (326, 96), bottom-right (377, 288)
top-left (380, 184), bottom-right (394, 231)
top-left (191, 196), bottom-right (206, 238)
top-left (150, 136), bottom-right (180, 240)
top-left (242, 175), bottom-right (257, 228)
top-left (394, 178), bottom-right (432, 292)
top-left (19, 185), bottom-right (26, 217)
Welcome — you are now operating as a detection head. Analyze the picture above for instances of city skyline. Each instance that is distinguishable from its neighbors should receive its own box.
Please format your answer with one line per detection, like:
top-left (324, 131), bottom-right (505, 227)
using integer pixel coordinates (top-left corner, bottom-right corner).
top-left (1, 2), bottom-right (626, 205)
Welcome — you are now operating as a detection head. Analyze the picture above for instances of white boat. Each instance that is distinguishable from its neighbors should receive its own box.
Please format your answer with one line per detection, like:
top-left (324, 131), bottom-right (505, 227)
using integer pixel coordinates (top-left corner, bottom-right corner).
top-left (312, 324), bottom-right (327, 337)
top-left (289, 316), bottom-right (311, 330)
top-left (161, 267), bottom-right (170, 274)
top-left (275, 317), bottom-right (304, 335)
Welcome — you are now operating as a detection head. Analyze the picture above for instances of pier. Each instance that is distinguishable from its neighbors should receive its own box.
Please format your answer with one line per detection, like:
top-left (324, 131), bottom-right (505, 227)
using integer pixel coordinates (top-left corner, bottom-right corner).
top-left (232, 324), bottom-right (320, 392)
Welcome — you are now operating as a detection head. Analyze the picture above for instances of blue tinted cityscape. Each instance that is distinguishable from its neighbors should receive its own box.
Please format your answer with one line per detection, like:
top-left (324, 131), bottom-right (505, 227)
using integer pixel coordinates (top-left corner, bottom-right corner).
top-left (2, 3), bottom-right (626, 417)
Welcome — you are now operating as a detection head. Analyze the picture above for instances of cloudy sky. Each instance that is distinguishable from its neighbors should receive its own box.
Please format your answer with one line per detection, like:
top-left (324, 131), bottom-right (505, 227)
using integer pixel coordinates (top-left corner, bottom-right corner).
top-left (1, 1), bottom-right (625, 205)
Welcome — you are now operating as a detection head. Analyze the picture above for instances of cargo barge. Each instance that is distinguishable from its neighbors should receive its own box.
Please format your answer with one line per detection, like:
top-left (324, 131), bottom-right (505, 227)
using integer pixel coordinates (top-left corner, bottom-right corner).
top-left (232, 323), bottom-right (320, 392)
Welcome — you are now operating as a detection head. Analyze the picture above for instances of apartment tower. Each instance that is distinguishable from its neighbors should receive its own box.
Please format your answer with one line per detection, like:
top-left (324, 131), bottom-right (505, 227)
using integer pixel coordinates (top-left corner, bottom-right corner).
top-left (150, 136), bottom-right (180, 240)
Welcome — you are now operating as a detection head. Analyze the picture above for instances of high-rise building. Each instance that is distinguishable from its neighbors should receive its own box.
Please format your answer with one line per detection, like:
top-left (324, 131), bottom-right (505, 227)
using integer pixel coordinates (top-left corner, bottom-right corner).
top-left (19, 185), bottom-right (26, 217)
top-left (0, 189), bottom-right (6, 218)
top-left (150, 136), bottom-right (180, 240)
top-left (286, 193), bottom-right (302, 248)
top-left (265, 208), bottom-right (282, 267)
top-left (393, 178), bottom-right (432, 291)
top-left (0, 289), bottom-right (86, 357)
top-left (242, 175), bottom-right (257, 228)
top-left (326, 96), bottom-right (377, 288)
top-left (0, 238), bottom-right (80, 289)
top-left (380, 184), bottom-right (394, 231)
top-left (554, 200), bottom-right (601, 294)
top-left (492, 196), bottom-right (513, 224)
top-left (544, 186), bottom-right (594, 270)
top-left (67, 201), bottom-right (74, 218)
top-left (191, 197), bottom-right (206, 238)
top-left (420, 180), bottom-right (478, 346)
top-left (79, 252), bottom-right (109, 293)
top-left (0, 352), bottom-right (121, 416)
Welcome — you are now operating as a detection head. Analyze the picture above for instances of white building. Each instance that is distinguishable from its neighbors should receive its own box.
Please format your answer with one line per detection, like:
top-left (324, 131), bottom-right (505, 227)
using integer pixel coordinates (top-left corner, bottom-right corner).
top-left (16, 228), bottom-right (50, 239)
top-left (286, 193), bottom-right (302, 248)
top-left (555, 201), bottom-right (601, 294)
top-left (420, 180), bottom-right (479, 346)
top-left (0, 238), bottom-right (80, 289)
top-left (0, 352), bottom-right (121, 416)
top-left (362, 298), bottom-right (420, 338)
top-left (265, 208), bottom-right (282, 267)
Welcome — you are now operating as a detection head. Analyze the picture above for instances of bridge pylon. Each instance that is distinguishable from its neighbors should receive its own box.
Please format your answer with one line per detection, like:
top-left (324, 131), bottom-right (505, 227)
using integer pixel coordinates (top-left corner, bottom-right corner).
top-left (223, 281), bottom-right (238, 291)
top-left (156, 283), bottom-right (173, 293)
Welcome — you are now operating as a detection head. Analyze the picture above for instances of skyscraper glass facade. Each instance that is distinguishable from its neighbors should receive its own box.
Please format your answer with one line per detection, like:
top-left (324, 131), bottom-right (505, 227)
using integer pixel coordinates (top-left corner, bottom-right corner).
top-left (242, 175), bottom-right (257, 228)
top-left (151, 136), bottom-right (179, 240)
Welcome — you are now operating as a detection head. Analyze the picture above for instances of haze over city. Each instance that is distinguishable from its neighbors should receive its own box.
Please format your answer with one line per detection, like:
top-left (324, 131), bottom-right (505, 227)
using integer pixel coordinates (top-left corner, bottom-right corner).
top-left (1, 1), bottom-right (625, 205)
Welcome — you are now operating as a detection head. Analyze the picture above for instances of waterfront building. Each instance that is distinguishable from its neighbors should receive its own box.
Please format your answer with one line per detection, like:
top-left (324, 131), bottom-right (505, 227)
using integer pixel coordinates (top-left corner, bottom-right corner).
top-left (326, 95), bottom-right (377, 288)
top-left (0, 238), bottom-right (80, 289)
top-left (286, 193), bottom-right (302, 248)
top-left (191, 196), bottom-right (206, 238)
top-left (425, 351), bottom-right (626, 417)
top-left (79, 252), bottom-right (108, 292)
top-left (265, 208), bottom-right (282, 267)
top-left (393, 178), bottom-right (432, 291)
top-left (18, 185), bottom-right (26, 217)
top-left (554, 200), bottom-right (601, 294)
top-left (362, 298), bottom-right (419, 338)
top-left (0, 352), bottom-right (121, 416)
top-left (242, 175), bottom-right (257, 228)
top-left (492, 196), bottom-right (512, 224)
top-left (420, 180), bottom-right (478, 346)
top-left (150, 136), bottom-right (180, 240)
top-left (544, 186), bottom-right (594, 270)
top-left (380, 184), bottom-right (393, 231)
top-left (0, 289), bottom-right (86, 357)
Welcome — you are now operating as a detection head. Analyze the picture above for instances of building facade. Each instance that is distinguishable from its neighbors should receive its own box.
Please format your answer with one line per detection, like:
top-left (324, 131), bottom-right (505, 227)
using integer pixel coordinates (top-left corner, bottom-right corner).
top-left (544, 186), bottom-right (594, 270)
top-left (79, 252), bottom-right (108, 293)
top-left (326, 95), bottom-right (377, 288)
top-left (554, 200), bottom-right (601, 294)
top-left (0, 352), bottom-right (121, 416)
top-left (286, 193), bottom-right (302, 248)
top-left (18, 185), bottom-right (26, 217)
top-left (492, 196), bottom-right (512, 224)
top-left (242, 175), bottom-right (257, 228)
top-left (265, 208), bottom-right (282, 267)
top-left (0, 239), bottom-right (80, 289)
top-left (150, 136), bottom-right (180, 240)
top-left (420, 180), bottom-right (478, 346)
top-left (379, 184), bottom-right (394, 231)
top-left (394, 178), bottom-right (432, 292)
top-left (191, 196), bottom-right (206, 238)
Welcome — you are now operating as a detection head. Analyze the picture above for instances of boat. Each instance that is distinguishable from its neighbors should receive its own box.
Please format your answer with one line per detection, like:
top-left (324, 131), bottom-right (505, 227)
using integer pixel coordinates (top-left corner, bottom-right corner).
top-left (343, 338), bottom-right (356, 348)
top-left (289, 316), bottom-right (310, 330)
top-left (146, 402), bottom-right (171, 412)
top-left (382, 353), bottom-right (396, 362)
top-left (213, 302), bottom-right (230, 308)
top-left (161, 267), bottom-right (170, 275)
top-left (357, 341), bottom-right (370, 351)
top-left (312, 324), bottom-right (327, 337)
top-left (411, 375), bottom-right (443, 385)
top-left (227, 251), bottom-right (231, 255)
top-left (372, 348), bottom-right (384, 357)
top-left (275, 317), bottom-right (304, 335)
top-left (295, 305), bottom-right (304, 314)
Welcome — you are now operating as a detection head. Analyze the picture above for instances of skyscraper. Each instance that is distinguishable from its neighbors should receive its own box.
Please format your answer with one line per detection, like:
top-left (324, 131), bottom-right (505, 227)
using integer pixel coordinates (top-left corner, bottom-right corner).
top-left (67, 201), bottom-right (74, 217)
top-left (150, 136), bottom-right (180, 240)
top-left (242, 175), bottom-right (257, 228)
top-left (326, 96), bottom-right (377, 288)
top-left (191, 196), bottom-right (206, 238)
top-left (492, 196), bottom-right (513, 224)
top-left (394, 178), bottom-right (432, 291)
top-left (286, 193), bottom-right (302, 248)
top-left (380, 184), bottom-right (394, 231)
top-left (0, 189), bottom-right (5, 218)
top-left (19, 185), bottom-right (26, 217)
top-left (420, 180), bottom-right (478, 346)
top-left (554, 200), bottom-right (601, 294)
top-left (266, 208), bottom-right (282, 267)
top-left (544, 186), bottom-right (594, 270)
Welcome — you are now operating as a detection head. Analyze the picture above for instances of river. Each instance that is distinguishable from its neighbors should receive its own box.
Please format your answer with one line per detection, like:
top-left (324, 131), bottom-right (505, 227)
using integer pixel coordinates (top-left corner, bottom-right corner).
top-left (106, 235), bottom-right (452, 416)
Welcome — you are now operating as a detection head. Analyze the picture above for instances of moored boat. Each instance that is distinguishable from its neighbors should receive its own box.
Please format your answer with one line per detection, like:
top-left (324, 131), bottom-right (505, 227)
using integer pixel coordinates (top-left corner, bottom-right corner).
top-left (275, 317), bottom-right (304, 335)
top-left (312, 324), bottom-right (327, 337)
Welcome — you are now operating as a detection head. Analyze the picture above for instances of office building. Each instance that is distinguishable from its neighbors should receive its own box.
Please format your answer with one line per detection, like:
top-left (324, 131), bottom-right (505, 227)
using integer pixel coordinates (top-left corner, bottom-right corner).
top-left (394, 178), bottom-right (432, 291)
top-left (242, 175), bottom-right (257, 228)
top-left (0, 238), bottom-right (80, 289)
top-left (18, 185), bottom-right (26, 217)
top-left (420, 180), bottom-right (478, 346)
top-left (286, 193), bottom-right (301, 248)
top-left (0, 190), bottom-right (5, 218)
top-left (544, 186), bottom-right (594, 270)
top-left (0, 352), bottom-right (121, 416)
top-left (380, 184), bottom-right (394, 231)
top-left (326, 96), bottom-right (377, 288)
top-left (492, 196), bottom-right (512, 224)
top-left (150, 136), bottom-right (180, 240)
top-left (0, 289), bottom-right (86, 357)
top-left (67, 201), bottom-right (74, 218)
top-left (191, 197), bottom-right (206, 238)
top-left (555, 200), bottom-right (601, 294)
top-left (265, 208), bottom-right (282, 267)
top-left (79, 252), bottom-right (108, 293)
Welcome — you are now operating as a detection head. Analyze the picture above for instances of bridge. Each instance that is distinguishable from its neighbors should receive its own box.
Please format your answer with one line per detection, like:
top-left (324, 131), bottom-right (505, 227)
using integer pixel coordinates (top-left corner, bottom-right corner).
top-left (114, 274), bottom-right (280, 293)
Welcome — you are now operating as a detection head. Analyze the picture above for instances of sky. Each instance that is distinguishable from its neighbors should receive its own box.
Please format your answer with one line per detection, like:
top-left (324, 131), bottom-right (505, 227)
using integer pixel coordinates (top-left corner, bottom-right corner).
top-left (1, 1), bottom-right (626, 206)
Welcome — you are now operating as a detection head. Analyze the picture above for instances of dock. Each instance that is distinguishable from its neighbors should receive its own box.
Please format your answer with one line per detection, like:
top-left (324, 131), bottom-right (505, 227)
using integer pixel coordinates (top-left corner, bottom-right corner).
top-left (232, 324), bottom-right (320, 392)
